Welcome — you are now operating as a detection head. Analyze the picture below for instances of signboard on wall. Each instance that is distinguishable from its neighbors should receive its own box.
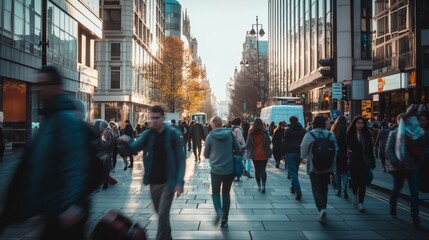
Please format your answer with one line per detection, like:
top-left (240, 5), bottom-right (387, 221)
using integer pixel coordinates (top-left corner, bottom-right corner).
top-left (368, 73), bottom-right (409, 94)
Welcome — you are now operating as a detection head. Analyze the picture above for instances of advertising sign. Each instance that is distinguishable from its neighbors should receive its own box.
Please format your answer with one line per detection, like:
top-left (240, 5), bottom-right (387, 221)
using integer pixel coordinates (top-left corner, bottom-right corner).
top-left (368, 73), bottom-right (408, 94)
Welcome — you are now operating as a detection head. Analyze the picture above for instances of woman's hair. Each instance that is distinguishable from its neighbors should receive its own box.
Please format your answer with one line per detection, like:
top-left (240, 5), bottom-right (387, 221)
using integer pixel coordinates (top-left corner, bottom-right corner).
top-left (249, 118), bottom-right (264, 135)
top-left (331, 115), bottom-right (347, 140)
top-left (231, 117), bottom-right (241, 126)
top-left (274, 121), bottom-right (285, 132)
top-left (312, 115), bottom-right (326, 129)
top-left (347, 115), bottom-right (370, 142)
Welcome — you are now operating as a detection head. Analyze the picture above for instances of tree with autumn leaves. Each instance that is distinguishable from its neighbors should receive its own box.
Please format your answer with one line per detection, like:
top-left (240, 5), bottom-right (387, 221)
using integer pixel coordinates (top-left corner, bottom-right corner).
top-left (150, 36), bottom-right (211, 114)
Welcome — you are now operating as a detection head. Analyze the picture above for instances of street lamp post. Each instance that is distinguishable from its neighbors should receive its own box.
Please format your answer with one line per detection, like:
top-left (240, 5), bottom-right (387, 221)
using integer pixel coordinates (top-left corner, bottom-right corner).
top-left (248, 16), bottom-right (265, 109)
top-left (240, 59), bottom-right (249, 114)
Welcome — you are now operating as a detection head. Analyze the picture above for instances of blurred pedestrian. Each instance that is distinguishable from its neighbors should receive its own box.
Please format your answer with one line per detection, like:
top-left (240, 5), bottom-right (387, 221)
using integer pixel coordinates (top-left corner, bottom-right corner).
top-left (204, 116), bottom-right (241, 228)
top-left (300, 115), bottom-right (337, 224)
top-left (387, 106), bottom-right (425, 225)
top-left (121, 120), bottom-right (135, 170)
top-left (374, 122), bottom-right (390, 172)
top-left (330, 115), bottom-right (349, 198)
top-left (0, 66), bottom-right (90, 239)
top-left (246, 118), bottom-right (272, 193)
top-left (109, 121), bottom-right (120, 171)
top-left (118, 105), bottom-right (185, 240)
top-left (347, 116), bottom-right (376, 212)
top-left (93, 120), bottom-right (115, 189)
top-left (272, 121), bottom-right (286, 169)
top-left (283, 116), bottom-right (306, 200)
top-left (231, 118), bottom-right (246, 180)
top-left (190, 120), bottom-right (205, 162)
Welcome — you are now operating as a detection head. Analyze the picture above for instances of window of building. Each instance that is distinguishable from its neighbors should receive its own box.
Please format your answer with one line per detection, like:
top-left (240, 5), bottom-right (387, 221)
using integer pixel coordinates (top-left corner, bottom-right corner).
top-left (104, 0), bottom-right (120, 5)
top-left (104, 9), bottom-right (121, 30)
top-left (111, 43), bottom-right (120, 60)
top-left (111, 66), bottom-right (120, 89)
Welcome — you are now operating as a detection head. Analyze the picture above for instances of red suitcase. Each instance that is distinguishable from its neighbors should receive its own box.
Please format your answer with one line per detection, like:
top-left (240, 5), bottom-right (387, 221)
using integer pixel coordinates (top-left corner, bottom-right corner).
top-left (92, 210), bottom-right (147, 240)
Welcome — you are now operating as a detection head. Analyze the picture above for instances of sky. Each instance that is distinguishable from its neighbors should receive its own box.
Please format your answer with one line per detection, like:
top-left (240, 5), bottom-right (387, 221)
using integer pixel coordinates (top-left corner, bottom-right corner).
top-left (178, 0), bottom-right (268, 101)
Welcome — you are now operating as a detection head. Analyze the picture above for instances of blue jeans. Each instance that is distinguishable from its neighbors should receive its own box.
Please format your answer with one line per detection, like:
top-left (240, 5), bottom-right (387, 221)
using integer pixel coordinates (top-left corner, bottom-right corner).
top-left (390, 170), bottom-right (419, 217)
top-left (286, 153), bottom-right (301, 192)
top-left (211, 173), bottom-right (235, 218)
top-left (242, 150), bottom-right (252, 172)
top-left (336, 171), bottom-right (349, 192)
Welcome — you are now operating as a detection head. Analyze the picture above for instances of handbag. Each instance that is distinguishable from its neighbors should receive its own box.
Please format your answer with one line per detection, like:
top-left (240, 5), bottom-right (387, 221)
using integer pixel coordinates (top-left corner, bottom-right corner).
top-left (92, 210), bottom-right (147, 240)
top-left (366, 169), bottom-right (374, 186)
top-left (231, 132), bottom-right (244, 178)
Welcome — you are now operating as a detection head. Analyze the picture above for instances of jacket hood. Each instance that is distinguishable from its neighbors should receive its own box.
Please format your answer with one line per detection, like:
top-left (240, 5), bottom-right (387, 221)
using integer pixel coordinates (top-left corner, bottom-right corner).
top-left (289, 122), bottom-right (303, 131)
top-left (209, 128), bottom-right (233, 142)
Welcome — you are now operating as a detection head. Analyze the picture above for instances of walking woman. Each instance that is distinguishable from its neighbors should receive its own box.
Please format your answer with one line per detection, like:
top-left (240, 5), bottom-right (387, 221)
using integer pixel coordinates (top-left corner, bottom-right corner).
top-left (272, 121), bottom-right (286, 169)
top-left (346, 116), bottom-right (376, 212)
top-left (246, 118), bottom-right (272, 193)
top-left (330, 116), bottom-right (349, 199)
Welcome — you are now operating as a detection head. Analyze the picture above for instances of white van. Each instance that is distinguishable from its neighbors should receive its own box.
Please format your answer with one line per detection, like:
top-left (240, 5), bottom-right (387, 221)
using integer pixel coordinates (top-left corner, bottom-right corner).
top-left (260, 105), bottom-right (305, 126)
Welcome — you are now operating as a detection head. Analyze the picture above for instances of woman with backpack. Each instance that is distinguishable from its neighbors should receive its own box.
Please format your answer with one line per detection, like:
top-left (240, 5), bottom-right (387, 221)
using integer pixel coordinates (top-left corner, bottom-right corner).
top-left (246, 118), bottom-right (272, 193)
top-left (347, 116), bottom-right (376, 212)
top-left (330, 116), bottom-right (349, 199)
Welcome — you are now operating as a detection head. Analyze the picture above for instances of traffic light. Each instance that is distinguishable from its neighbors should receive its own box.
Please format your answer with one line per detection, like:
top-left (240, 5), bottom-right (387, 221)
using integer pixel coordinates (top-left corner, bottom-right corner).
top-left (323, 93), bottom-right (330, 102)
top-left (342, 84), bottom-right (351, 101)
top-left (318, 58), bottom-right (334, 78)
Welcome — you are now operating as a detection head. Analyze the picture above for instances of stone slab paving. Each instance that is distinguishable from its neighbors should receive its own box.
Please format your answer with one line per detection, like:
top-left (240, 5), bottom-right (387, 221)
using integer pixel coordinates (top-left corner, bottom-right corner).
top-left (1, 151), bottom-right (429, 239)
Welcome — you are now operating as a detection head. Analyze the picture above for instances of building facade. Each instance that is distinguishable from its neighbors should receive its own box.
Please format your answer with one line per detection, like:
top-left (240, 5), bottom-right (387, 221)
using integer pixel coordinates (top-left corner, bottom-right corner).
top-left (0, 0), bottom-right (101, 147)
top-left (369, 0), bottom-right (429, 122)
top-left (95, 0), bottom-right (165, 127)
top-left (165, 0), bottom-right (181, 37)
top-left (268, 0), bottom-right (373, 121)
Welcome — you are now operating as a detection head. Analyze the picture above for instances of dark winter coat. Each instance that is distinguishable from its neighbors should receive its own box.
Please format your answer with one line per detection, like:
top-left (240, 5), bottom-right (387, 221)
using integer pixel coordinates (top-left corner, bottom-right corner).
top-left (335, 125), bottom-right (348, 172)
top-left (272, 128), bottom-right (285, 160)
top-left (374, 126), bottom-right (391, 157)
top-left (190, 123), bottom-right (205, 142)
top-left (0, 94), bottom-right (90, 228)
top-left (347, 130), bottom-right (376, 170)
top-left (282, 122), bottom-right (306, 155)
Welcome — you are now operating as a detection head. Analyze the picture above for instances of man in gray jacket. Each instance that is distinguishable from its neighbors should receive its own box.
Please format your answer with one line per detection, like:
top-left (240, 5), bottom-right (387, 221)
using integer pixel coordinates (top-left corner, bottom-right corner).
top-left (301, 115), bottom-right (337, 224)
top-left (204, 116), bottom-right (241, 228)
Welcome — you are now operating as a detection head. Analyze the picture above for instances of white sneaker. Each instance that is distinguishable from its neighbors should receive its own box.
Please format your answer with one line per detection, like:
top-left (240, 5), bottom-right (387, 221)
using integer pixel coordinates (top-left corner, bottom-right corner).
top-left (319, 209), bottom-right (327, 224)
top-left (358, 203), bottom-right (365, 212)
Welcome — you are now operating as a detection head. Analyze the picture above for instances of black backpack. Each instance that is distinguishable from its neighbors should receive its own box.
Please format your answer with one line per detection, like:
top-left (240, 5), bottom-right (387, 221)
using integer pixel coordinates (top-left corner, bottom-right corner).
top-left (310, 131), bottom-right (335, 170)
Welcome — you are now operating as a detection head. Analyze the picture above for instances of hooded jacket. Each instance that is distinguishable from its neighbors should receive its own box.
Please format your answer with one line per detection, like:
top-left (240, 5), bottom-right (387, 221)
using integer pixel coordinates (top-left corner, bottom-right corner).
top-left (282, 122), bottom-right (306, 155)
top-left (204, 128), bottom-right (241, 175)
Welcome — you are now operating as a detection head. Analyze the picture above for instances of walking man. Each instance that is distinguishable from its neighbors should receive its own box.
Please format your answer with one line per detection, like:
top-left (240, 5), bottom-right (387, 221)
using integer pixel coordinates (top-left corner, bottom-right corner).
top-left (122, 120), bottom-right (135, 170)
top-left (283, 116), bottom-right (306, 200)
top-left (190, 120), bottom-right (205, 162)
top-left (300, 116), bottom-right (337, 224)
top-left (119, 105), bottom-right (185, 240)
top-left (204, 116), bottom-right (241, 227)
top-left (0, 66), bottom-right (90, 239)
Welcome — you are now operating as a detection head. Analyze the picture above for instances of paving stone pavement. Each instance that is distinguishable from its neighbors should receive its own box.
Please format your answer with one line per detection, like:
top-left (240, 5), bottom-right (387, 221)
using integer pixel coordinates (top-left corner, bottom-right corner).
top-left (1, 151), bottom-right (429, 239)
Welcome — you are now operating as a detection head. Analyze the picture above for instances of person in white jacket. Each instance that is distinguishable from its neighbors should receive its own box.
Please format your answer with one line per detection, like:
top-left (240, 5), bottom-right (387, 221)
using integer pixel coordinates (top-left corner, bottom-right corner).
top-left (300, 115), bottom-right (337, 224)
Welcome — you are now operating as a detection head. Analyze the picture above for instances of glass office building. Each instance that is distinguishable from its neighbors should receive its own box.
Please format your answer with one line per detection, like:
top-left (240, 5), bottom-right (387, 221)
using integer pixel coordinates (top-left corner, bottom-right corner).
top-left (268, 0), bottom-right (373, 120)
top-left (0, 0), bottom-right (101, 147)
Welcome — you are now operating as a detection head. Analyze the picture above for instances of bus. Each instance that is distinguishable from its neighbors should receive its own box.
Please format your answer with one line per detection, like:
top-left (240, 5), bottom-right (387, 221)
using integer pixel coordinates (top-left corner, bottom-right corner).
top-left (190, 112), bottom-right (207, 124)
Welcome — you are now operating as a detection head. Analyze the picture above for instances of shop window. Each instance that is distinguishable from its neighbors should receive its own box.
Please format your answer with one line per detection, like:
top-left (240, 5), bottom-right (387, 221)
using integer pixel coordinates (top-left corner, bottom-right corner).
top-left (110, 66), bottom-right (120, 89)
top-left (3, 80), bottom-right (26, 122)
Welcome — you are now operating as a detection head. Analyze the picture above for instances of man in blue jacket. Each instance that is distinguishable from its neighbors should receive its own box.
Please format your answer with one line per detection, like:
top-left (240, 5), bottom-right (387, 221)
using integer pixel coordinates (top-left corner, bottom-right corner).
top-left (119, 105), bottom-right (185, 240)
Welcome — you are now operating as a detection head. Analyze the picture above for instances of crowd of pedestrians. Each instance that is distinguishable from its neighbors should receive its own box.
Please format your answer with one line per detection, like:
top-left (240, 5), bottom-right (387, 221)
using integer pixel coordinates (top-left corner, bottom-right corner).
top-left (0, 65), bottom-right (428, 239)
